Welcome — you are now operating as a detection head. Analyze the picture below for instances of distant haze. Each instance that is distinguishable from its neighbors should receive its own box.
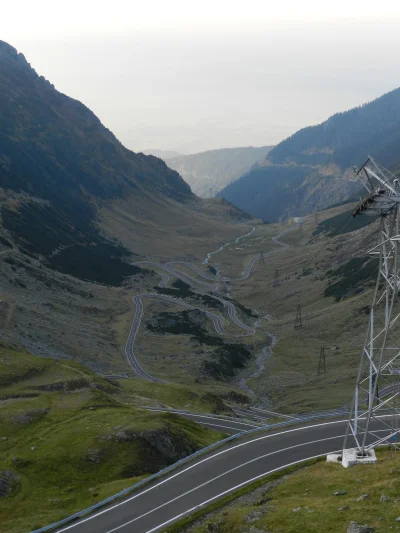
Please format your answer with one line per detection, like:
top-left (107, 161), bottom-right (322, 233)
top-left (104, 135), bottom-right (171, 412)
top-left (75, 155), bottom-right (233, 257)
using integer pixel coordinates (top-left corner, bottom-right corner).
top-left (3, 1), bottom-right (400, 153)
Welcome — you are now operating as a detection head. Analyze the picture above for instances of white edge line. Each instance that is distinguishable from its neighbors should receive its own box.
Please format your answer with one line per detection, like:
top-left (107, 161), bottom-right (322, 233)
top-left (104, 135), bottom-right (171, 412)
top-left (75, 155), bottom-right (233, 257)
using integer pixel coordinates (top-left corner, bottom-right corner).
top-left (143, 427), bottom-right (392, 533)
top-left (142, 450), bottom-right (336, 533)
top-left (194, 422), bottom-right (245, 432)
top-left (107, 434), bottom-right (345, 532)
top-left (55, 418), bottom-right (347, 532)
top-left (147, 410), bottom-right (259, 428)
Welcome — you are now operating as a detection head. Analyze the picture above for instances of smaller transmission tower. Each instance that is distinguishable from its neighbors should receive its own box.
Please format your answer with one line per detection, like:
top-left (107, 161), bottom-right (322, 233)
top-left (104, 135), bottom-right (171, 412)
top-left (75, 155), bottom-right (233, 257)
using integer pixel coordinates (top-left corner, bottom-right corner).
top-left (294, 305), bottom-right (303, 329)
top-left (299, 223), bottom-right (303, 237)
top-left (317, 346), bottom-right (326, 374)
top-left (259, 251), bottom-right (264, 265)
top-left (273, 269), bottom-right (280, 288)
top-left (314, 211), bottom-right (319, 226)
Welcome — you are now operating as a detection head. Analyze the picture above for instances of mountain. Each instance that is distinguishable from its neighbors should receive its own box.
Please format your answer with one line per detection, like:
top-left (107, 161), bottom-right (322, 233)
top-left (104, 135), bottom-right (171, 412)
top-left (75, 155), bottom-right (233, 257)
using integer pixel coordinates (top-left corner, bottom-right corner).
top-left (143, 149), bottom-right (183, 159)
top-left (219, 88), bottom-right (400, 221)
top-left (0, 41), bottom-right (249, 285)
top-left (0, 40), bottom-right (251, 373)
top-left (162, 146), bottom-right (273, 197)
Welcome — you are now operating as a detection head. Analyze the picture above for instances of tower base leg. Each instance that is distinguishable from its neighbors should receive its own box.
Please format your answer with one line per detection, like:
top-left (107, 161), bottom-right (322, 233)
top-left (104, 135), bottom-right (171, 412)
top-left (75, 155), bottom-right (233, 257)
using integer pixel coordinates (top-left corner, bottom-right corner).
top-left (341, 448), bottom-right (377, 468)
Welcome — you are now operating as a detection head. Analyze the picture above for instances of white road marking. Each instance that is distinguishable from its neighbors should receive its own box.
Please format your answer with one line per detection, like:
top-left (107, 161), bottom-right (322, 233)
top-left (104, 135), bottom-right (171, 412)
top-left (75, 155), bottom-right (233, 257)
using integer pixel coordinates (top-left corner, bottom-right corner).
top-left (55, 418), bottom-right (348, 532)
top-left (143, 429), bottom-right (391, 533)
top-left (192, 422), bottom-right (248, 432)
top-left (147, 410), bottom-right (259, 428)
top-left (106, 434), bottom-right (345, 532)
top-left (142, 451), bottom-right (334, 533)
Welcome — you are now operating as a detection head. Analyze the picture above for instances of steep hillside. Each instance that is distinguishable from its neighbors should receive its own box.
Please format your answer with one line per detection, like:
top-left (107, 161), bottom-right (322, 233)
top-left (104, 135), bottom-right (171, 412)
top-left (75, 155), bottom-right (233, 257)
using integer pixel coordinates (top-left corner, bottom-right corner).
top-left (219, 87), bottom-right (400, 221)
top-left (163, 146), bottom-right (273, 197)
top-left (0, 40), bottom-right (251, 281)
top-left (0, 40), bottom-right (253, 376)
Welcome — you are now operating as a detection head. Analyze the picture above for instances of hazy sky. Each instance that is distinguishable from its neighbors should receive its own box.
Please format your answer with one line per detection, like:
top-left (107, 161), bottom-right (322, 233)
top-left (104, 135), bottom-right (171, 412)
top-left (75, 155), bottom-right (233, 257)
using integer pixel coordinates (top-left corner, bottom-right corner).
top-left (2, 1), bottom-right (400, 153)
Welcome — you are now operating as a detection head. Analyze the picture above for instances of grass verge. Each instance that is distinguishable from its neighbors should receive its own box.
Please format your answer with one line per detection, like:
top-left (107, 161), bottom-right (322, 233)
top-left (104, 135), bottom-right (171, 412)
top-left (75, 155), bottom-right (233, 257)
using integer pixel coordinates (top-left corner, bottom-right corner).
top-left (182, 448), bottom-right (400, 533)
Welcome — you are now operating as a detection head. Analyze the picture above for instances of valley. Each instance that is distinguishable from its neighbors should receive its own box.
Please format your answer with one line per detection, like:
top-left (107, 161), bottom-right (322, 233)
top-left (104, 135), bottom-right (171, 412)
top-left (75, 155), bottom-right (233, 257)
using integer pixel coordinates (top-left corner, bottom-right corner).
top-left (1, 36), bottom-right (398, 533)
top-left (0, 199), bottom-right (381, 532)
top-left (151, 146), bottom-right (273, 198)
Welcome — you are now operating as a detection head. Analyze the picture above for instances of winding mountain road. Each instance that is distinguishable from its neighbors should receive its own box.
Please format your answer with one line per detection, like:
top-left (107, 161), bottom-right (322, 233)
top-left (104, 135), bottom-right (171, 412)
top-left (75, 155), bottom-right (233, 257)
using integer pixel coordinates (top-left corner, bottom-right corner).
top-left (126, 226), bottom-right (295, 382)
top-left (55, 417), bottom-right (391, 533)
top-left (47, 223), bottom-right (372, 533)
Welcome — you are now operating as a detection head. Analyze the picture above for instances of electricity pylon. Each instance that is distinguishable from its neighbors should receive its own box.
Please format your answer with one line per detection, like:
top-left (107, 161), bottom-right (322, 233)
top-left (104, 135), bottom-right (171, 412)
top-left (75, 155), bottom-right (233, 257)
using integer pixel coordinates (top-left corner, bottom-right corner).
top-left (314, 211), bottom-right (319, 226)
top-left (294, 305), bottom-right (303, 329)
top-left (299, 223), bottom-right (303, 237)
top-left (259, 251), bottom-right (264, 265)
top-left (317, 346), bottom-right (326, 374)
top-left (343, 157), bottom-right (400, 465)
top-left (273, 269), bottom-right (280, 288)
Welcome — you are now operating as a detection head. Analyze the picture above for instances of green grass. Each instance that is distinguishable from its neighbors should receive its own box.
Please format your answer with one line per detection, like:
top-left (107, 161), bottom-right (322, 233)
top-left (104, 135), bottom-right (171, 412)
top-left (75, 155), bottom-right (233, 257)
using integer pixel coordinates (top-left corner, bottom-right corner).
top-left (204, 204), bottom-right (380, 413)
top-left (0, 346), bottom-right (224, 533)
top-left (117, 378), bottom-right (247, 414)
top-left (184, 449), bottom-right (400, 533)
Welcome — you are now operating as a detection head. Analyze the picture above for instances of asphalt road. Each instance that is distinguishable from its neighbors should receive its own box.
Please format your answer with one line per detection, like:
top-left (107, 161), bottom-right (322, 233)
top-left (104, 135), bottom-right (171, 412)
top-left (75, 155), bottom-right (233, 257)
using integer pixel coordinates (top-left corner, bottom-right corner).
top-left (126, 225), bottom-right (297, 382)
top-left (145, 407), bottom-right (262, 433)
top-left (55, 418), bottom-right (388, 533)
top-left (125, 290), bottom-right (255, 382)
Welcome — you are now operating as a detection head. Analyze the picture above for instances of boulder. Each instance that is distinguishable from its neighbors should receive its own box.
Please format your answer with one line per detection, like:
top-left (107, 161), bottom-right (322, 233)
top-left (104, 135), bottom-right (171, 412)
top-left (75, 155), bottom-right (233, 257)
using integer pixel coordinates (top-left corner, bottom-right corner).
top-left (347, 522), bottom-right (374, 533)
top-left (139, 428), bottom-right (196, 462)
top-left (0, 471), bottom-right (19, 498)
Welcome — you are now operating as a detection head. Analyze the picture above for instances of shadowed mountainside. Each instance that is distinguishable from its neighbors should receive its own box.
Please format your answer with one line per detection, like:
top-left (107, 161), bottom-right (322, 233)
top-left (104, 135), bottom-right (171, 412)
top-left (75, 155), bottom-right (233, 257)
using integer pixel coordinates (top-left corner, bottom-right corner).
top-left (219, 87), bottom-right (400, 221)
top-left (0, 41), bottom-right (250, 284)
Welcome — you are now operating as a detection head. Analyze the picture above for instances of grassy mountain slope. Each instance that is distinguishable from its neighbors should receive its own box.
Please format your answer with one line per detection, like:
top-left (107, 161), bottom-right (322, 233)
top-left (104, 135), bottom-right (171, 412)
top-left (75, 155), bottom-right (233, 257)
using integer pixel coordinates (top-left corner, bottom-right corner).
top-left (219, 87), bottom-right (400, 221)
top-left (162, 146), bottom-right (273, 198)
top-left (0, 344), bottom-right (225, 533)
top-left (192, 201), bottom-right (380, 413)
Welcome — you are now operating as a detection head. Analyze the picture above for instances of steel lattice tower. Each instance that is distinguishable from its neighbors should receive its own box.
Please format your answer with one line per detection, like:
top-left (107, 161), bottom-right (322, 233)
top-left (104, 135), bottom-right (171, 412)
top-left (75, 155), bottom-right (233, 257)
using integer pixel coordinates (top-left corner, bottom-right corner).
top-left (317, 346), bottom-right (326, 375)
top-left (343, 157), bottom-right (400, 466)
top-left (273, 269), bottom-right (280, 288)
top-left (259, 251), bottom-right (265, 265)
top-left (294, 305), bottom-right (303, 329)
